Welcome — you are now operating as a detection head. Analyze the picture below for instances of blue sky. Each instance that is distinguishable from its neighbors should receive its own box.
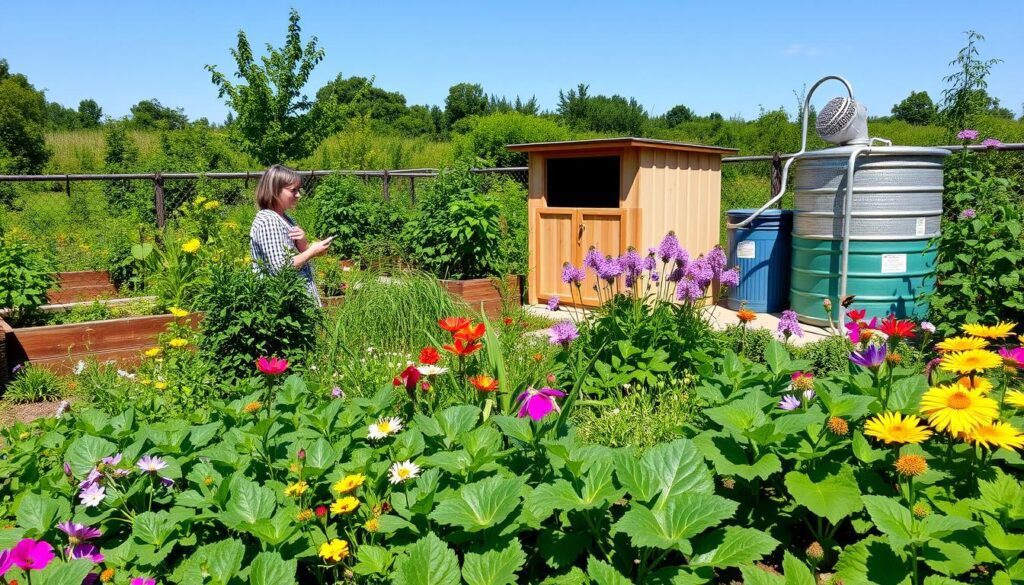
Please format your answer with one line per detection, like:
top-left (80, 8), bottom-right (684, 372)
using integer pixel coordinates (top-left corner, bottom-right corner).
top-left (3, 0), bottom-right (1022, 123)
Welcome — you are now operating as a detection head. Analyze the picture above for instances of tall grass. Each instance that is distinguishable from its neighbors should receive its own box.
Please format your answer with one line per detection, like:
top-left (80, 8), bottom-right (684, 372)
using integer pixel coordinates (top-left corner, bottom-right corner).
top-left (45, 129), bottom-right (161, 173)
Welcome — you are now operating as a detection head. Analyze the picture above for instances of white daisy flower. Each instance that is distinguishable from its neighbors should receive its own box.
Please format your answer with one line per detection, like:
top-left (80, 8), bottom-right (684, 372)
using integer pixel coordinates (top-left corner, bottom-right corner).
top-left (367, 416), bottom-right (403, 440)
top-left (73, 360), bottom-right (86, 375)
top-left (416, 365), bottom-right (449, 377)
top-left (116, 369), bottom-right (137, 380)
top-left (388, 460), bottom-right (421, 484)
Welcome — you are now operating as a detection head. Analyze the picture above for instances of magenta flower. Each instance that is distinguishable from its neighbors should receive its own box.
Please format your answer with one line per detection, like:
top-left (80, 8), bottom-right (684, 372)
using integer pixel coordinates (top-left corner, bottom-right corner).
top-left (131, 578), bottom-right (157, 585)
top-left (777, 310), bottom-right (804, 339)
top-left (850, 343), bottom-right (887, 371)
top-left (999, 347), bottom-right (1024, 369)
top-left (516, 387), bottom-right (566, 421)
top-left (957, 129), bottom-right (979, 141)
top-left (980, 138), bottom-right (1002, 148)
top-left (548, 321), bottom-right (579, 347)
top-left (0, 549), bottom-right (12, 575)
top-left (779, 395), bottom-right (801, 411)
top-left (10, 539), bottom-right (55, 571)
top-left (547, 295), bottom-right (561, 311)
top-left (256, 356), bottom-right (289, 376)
top-left (57, 521), bottom-right (101, 544)
top-left (68, 543), bottom-right (104, 563)
top-left (959, 208), bottom-right (977, 220)
top-left (137, 455), bottom-right (168, 473)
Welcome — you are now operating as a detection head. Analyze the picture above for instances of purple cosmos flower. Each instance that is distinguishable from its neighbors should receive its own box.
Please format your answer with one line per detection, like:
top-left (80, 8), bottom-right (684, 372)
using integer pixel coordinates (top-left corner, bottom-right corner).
top-left (707, 246), bottom-right (727, 279)
top-left (779, 395), bottom-right (801, 411)
top-left (132, 578), bottom-right (157, 585)
top-left (10, 538), bottom-right (54, 571)
top-left (547, 296), bottom-right (561, 311)
top-left (981, 138), bottom-right (1002, 148)
top-left (957, 129), bottom-right (979, 141)
top-left (675, 278), bottom-right (703, 302)
top-left (160, 477), bottom-right (176, 488)
top-left (657, 232), bottom-right (682, 264)
top-left (548, 321), bottom-right (579, 347)
top-left (686, 257), bottom-right (714, 289)
top-left (79, 483), bottom-right (105, 507)
top-left (561, 263), bottom-right (586, 285)
top-left (777, 310), bottom-right (804, 339)
top-left (100, 454), bottom-right (122, 467)
top-left (850, 343), bottom-right (887, 371)
top-left (959, 208), bottom-right (976, 220)
top-left (331, 386), bottom-right (344, 399)
top-left (68, 544), bottom-right (104, 564)
top-left (720, 267), bottom-right (740, 288)
top-left (78, 469), bottom-right (101, 489)
top-left (999, 347), bottom-right (1024, 369)
top-left (516, 387), bottom-right (566, 421)
top-left (137, 455), bottom-right (168, 473)
top-left (58, 521), bottom-right (102, 544)
top-left (0, 549), bottom-right (12, 575)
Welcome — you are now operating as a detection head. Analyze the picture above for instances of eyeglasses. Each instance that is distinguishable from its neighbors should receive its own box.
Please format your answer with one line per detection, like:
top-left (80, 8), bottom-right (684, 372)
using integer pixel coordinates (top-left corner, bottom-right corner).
top-left (286, 185), bottom-right (302, 194)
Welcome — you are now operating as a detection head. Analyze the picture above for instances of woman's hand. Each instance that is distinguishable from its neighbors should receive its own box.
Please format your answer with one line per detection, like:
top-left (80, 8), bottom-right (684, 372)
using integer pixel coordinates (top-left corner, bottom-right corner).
top-left (307, 236), bottom-right (334, 257)
top-left (288, 226), bottom-right (309, 250)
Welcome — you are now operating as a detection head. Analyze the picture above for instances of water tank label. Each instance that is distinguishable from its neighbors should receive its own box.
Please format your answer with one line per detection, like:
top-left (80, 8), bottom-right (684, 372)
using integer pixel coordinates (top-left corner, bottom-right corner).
top-left (916, 218), bottom-right (926, 236)
top-left (737, 241), bottom-right (756, 259)
top-left (881, 254), bottom-right (907, 274)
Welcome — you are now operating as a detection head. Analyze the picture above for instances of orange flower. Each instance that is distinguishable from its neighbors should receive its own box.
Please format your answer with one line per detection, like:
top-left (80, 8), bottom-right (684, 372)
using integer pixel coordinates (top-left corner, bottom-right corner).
top-left (419, 346), bottom-right (440, 365)
top-left (438, 317), bottom-right (471, 332)
top-left (469, 374), bottom-right (499, 392)
top-left (443, 337), bottom-right (483, 357)
top-left (532, 353), bottom-right (544, 362)
top-left (737, 308), bottom-right (757, 323)
top-left (455, 322), bottom-right (486, 343)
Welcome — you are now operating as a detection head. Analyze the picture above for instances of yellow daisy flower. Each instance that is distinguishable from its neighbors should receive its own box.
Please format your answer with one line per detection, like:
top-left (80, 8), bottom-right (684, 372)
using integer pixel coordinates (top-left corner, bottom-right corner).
top-left (961, 321), bottom-right (1017, 339)
top-left (332, 473), bottom-right (366, 494)
top-left (169, 307), bottom-right (189, 318)
top-left (939, 350), bottom-right (1003, 374)
top-left (194, 196), bottom-right (207, 206)
top-left (154, 381), bottom-right (168, 390)
top-left (140, 379), bottom-right (152, 386)
top-left (967, 421), bottom-right (1024, 451)
top-left (330, 496), bottom-right (360, 515)
top-left (935, 336), bottom-right (989, 352)
top-left (144, 347), bottom-right (162, 358)
top-left (203, 200), bottom-right (221, 211)
top-left (956, 376), bottom-right (994, 394)
top-left (284, 481), bottom-right (309, 497)
top-left (168, 338), bottom-right (188, 349)
top-left (318, 539), bottom-right (349, 563)
top-left (364, 517), bottom-right (380, 532)
top-left (919, 384), bottom-right (998, 435)
top-left (863, 412), bottom-right (932, 444)
top-left (1005, 390), bottom-right (1024, 409)
top-left (181, 238), bottom-right (201, 254)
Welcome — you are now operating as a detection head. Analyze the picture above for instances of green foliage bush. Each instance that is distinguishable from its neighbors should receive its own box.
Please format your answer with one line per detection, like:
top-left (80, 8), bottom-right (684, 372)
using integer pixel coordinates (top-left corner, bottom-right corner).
top-left (197, 264), bottom-right (320, 379)
top-left (0, 236), bottom-right (54, 326)
top-left (2, 364), bottom-right (65, 403)
top-left (791, 335), bottom-right (854, 376)
top-left (102, 122), bottom-right (149, 216)
top-left (310, 175), bottom-right (407, 261)
top-left (453, 112), bottom-right (569, 167)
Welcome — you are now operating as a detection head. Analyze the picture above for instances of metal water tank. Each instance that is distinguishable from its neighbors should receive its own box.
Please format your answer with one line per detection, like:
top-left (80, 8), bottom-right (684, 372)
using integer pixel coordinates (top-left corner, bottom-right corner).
top-left (789, 146), bottom-right (950, 326)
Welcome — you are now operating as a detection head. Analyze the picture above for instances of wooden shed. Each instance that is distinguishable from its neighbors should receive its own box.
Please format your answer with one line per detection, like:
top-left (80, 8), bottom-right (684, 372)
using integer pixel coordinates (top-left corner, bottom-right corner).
top-left (508, 137), bottom-right (738, 306)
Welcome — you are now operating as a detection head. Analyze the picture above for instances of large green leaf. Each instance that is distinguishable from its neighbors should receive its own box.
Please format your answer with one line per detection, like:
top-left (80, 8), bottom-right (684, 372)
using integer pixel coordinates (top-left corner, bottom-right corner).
top-left (834, 536), bottom-right (909, 585)
top-left (16, 493), bottom-right (63, 537)
top-left (132, 511), bottom-right (177, 548)
top-left (862, 496), bottom-right (915, 549)
top-left (692, 432), bottom-right (781, 481)
top-left (65, 435), bottom-right (117, 476)
top-left (430, 476), bottom-right (522, 532)
top-left (643, 439), bottom-right (715, 502)
top-left (393, 533), bottom-right (461, 585)
top-left (436, 405), bottom-right (481, 444)
top-left (784, 466), bottom-right (863, 524)
top-left (587, 557), bottom-right (634, 585)
top-left (33, 559), bottom-right (95, 585)
top-left (303, 438), bottom-right (335, 475)
top-left (922, 540), bottom-right (975, 577)
top-left (739, 565), bottom-right (785, 585)
top-left (781, 552), bottom-right (816, 585)
top-left (529, 460), bottom-right (621, 520)
top-left (224, 476), bottom-right (276, 526)
top-left (917, 514), bottom-right (977, 540)
top-left (689, 527), bottom-right (779, 568)
top-left (249, 551), bottom-right (297, 585)
top-left (612, 493), bottom-right (737, 553)
top-left (462, 539), bottom-right (526, 585)
top-left (203, 539), bottom-right (246, 585)
top-left (352, 545), bottom-right (394, 576)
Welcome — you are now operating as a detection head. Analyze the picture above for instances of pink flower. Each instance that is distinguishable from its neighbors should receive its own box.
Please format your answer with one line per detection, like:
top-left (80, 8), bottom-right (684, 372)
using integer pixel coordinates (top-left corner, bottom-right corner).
top-left (0, 549), bottom-right (12, 575)
top-left (68, 543), bottom-right (104, 563)
top-left (1000, 347), bottom-right (1024, 369)
top-left (957, 129), bottom-right (979, 141)
top-left (515, 387), bottom-right (566, 421)
top-left (392, 364), bottom-right (422, 393)
top-left (131, 578), bottom-right (157, 585)
top-left (10, 538), bottom-right (55, 571)
top-left (980, 138), bottom-right (1002, 148)
top-left (256, 356), bottom-right (289, 376)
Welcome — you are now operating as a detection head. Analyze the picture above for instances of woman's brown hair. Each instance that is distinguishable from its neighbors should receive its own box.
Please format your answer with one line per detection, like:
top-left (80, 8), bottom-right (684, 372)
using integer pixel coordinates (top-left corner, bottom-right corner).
top-left (254, 164), bottom-right (302, 210)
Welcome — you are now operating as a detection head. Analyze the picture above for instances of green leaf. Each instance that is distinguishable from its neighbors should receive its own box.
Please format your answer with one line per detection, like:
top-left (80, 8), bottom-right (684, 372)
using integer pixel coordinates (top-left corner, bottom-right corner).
top-left (462, 539), bottom-right (526, 585)
top-left (587, 557), bottom-right (634, 585)
top-left (917, 514), bottom-right (977, 540)
top-left (922, 540), bottom-right (975, 577)
top-left (304, 438), bottom-right (335, 474)
top-left (429, 476), bottom-right (522, 532)
top-left (65, 435), bottom-right (117, 476)
top-left (784, 466), bottom-right (863, 524)
top-left (203, 538), bottom-right (246, 585)
top-left (739, 564), bottom-right (786, 585)
top-left (33, 559), bottom-right (95, 585)
top-left (352, 545), bottom-right (394, 576)
top-left (224, 476), bottom-right (276, 526)
top-left (689, 527), bottom-right (779, 568)
top-left (692, 432), bottom-right (781, 481)
top-left (392, 533), bottom-right (461, 585)
top-left (644, 438), bottom-right (715, 501)
top-left (132, 511), bottom-right (176, 548)
top-left (852, 431), bottom-right (886, 463)
top-left (249, 551), bottom-right (297, 585)
top-left (612, 493), bottom-right (737, 553)
top-left (835, 536), bottom-right (909, 585)
top-left (862, 495), bottom-right (915, 548)
top-left (16, 493), bottom-right (62, 537)
top-left (781, 552), bottom-right (816, 585)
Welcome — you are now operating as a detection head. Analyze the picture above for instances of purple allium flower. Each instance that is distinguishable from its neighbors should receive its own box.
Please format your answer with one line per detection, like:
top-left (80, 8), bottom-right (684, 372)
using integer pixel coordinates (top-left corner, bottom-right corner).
top-left (584, 247), bottom-right (603, 273)
top-left (959, 208), bottom-right (976, 220)
top-left (649, 272), bottom-right (659, 283)
top-left (597, 255), bottom-right (623, 282)
top-left (137, 455), bottom-right (168, 473)
top-left (920, 321), bottom-right (935, 333)
top-left (980, 138), bottom-right (1002, 148)
top-left (63, 462), bottom-right (73, 477)
top-left (657, 232), bottom-right (682, 264)
top-left (68, 544), bottom-right (104, 563)
top-left (548, 321), bottom-right (579, 347)
top-left (957, 129), bottom-right (979, 141)
top-left (547, 296), bottom-right (561, 311)
top-left (666, 267), bottom-right (685, 283)
top-left (642, 254), bottom-right (656, 272)
top-left (707, 246), bottom-right (727, 279)
top-left (331, 386), bottom-right (344, 398)
top-left (516, 387), bottom-right (566, 421)
top-left (675, 278), bottom-right (703, 302)
top-left (779, 395), bottom-right (801, 411)
top-left (720, 267), bottom-right (740, 288)
top-left (561, 263), bottom-right (586, 285)
top-left (849, 343), bottom-right (887, 371)
top-left (619, 248), bottom-right (644, 288)
top-left (686, 257), bottom-right (714, 289)
top-left (58, 522), bottom-right (102, 544)
top-left (79, 483), bottom-right (105, 507)
top-left (777, 310), bottom-right (804, 339)
top-left (674, 249), bottom-right (690, 269)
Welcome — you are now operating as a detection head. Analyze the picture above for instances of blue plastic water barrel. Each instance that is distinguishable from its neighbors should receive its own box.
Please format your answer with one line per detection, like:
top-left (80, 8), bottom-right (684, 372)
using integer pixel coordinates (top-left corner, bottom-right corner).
top-left (726, 209), bottom-right (793, 312)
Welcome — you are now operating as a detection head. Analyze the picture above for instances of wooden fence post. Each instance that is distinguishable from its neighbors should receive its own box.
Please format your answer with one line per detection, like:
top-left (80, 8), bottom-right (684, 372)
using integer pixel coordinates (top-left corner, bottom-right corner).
top-left (154, 173), bottom-right (166, 229)
top-left (409, 176), bottom-right (416, 205)
top-left (382, 170), bottom-right (390, 203)
top-left (770, 153), bottom-right (783, 199)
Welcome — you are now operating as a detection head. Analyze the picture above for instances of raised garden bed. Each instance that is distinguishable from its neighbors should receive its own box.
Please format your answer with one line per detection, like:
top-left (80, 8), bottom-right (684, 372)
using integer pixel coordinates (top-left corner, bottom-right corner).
top-left (440, 275), bottom-right (522, 318)
top-left (47, 270), bottom-right (118, 304)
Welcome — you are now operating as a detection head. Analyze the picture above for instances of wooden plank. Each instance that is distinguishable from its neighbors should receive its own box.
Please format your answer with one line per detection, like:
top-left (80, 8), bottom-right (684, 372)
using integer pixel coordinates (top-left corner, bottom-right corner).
top-left (55, 271), bottom-right (111, 287)
top-left (47, 285), bottom-right (118, 304)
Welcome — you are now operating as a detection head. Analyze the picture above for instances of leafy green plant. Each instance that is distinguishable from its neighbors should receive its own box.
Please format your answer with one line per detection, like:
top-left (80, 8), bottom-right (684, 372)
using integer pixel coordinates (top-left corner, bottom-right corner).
top-left (310, 174), bottom-right (407, 261)
top-left (132, 231), bottom-right (209, 310)
top-left (0, 235), bottom-right (54, 326)
top-left (3, 364), bottom-right (66, 403)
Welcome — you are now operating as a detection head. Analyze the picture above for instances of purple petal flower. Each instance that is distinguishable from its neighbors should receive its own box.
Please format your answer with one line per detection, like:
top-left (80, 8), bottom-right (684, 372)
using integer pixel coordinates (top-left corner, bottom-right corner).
top-left (802, 389), bottom-right (816, 402)
top-left (63, 462), bottom-right (73, 477)
top-left (78, 469), bottom-right (101, 489)
top-left (675, 278), bottom-right (703, 302)
top-left (959, 208), bottom-right (976, 220)
top-left (160, 476), bottom-right (176, 488)
top-left (649, 272), bottom-right (660, 283)
top-left (79, 483), bottom-right (105, 507)
top-left (850, 343), bottom-right (887, 371)
top-left (920, 321), bottom-right (936, 333)
top-left (666, 267), bottom-right (685, 283)
top-left (686, 257), bottom-right (714, 289)
top-left (642, 254), bottom-right (656, 272)
top-left (779, 395), bottom-right (801, 411)
top-left (674, 248), bottom-right (690, 269)
top-left (583, 247), bottom-right (603, 273)
top-left (657, 232), bottom-right (682, 264)
top-left (331, 386), bottom-right (344, 398)
top-left (720, 267), bottom-right (740, 288)
top-left (597, 255), bottom-right (622, 282)
top-left (561, 263), bottom-right (585, 285)
top-left (101, 453), bottom-right (122, 467)
top-left (548, 321), bottom-right (579, 347)
top-left (547, 296), bottom-right (561, 311)
top-left (777, 310), bottom-right (804, 339)
top-left (980, 138), bottom-right (1002, 148)
top-left (132, 578), bottom-right (157, 585)
top-left (957, 129), bottom-right (979, 141)
top-left (516, 387), bottom-right (566, 421)
top-left (137, 455), bottom-right (168, 473)
top-left (68, 544), bottom-right (104, 563)
top-left (707, 246), bottom-right (727, 279)
top-left (58, 521), bottom-right (102, 544)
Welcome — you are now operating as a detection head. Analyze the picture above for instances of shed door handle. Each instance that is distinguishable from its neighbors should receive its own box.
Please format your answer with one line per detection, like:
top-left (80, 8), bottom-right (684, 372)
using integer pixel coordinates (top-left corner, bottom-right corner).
top-left (577, 222), bottom-right (585, 243)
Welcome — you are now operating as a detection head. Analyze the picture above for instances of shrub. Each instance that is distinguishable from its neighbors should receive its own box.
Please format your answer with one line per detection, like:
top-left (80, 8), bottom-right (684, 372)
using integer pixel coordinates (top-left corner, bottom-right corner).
top-left (718, 325), bottom-right (775, 364)
top-left (197, 264), bottom-right (320, 379)
top-left (0, 235), bottom-right (54, 326)
top-left (452, 112), bottom-right (569, 167)
top-left (791, 334), bottom-right (854, 376)
top-left (3, 364), bottom-right (66, 403)
top-left (310, 175), bottom-right (407, 261)
top-left (102, 122), bottom-right (150, 217)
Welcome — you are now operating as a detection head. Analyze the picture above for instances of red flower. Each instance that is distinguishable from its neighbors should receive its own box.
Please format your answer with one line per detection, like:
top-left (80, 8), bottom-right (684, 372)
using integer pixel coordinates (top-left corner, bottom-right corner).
top-left (314, 505), bottom-right (328, 518)
top-left (256, 356), bottom-right (289, 376)
top-left (848, 309), bottom-right (866, 323)
top-left (455, 322), bottom-right (486, 343)
top-left (443, 338), bottom-right (483, 357)
top-left (393, 365), bottom-right (422, 392)
top-left (503, 317), bottom-right (514, 326)
top-left (879, 315), bottom-right (916, 340)
top-left (419, 346), bottom-right (440, 365)
top-left (419, 380), bottom-right (432, 393)
top-left (438, 317), bottom-right (471, 332)
top-left (469, 374), bottom-right (499, 392)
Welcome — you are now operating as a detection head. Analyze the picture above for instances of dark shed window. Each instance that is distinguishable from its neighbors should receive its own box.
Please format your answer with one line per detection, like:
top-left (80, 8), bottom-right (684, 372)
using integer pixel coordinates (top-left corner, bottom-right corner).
top-left (546, 156), bottom-right (620, 208)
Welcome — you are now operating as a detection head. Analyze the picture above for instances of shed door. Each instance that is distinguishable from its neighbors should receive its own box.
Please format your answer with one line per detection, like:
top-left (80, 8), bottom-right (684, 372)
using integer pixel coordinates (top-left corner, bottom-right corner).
top-left (577, 209), bottom-right (626, 306)
top-left (534, 209), bottom-right (576, 302)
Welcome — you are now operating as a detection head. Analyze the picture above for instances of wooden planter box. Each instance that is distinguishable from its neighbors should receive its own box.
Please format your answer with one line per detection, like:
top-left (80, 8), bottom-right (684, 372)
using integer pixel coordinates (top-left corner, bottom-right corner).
top-left (440, 276), bottom-right (522, 319)
top-left (0, 312), bottom-right (200, 382)
top-left (47, 270), bottom-right (118, 305)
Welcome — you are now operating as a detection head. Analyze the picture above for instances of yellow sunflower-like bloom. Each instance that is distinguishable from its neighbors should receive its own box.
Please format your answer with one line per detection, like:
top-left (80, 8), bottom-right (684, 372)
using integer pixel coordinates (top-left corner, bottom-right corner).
top-left (919, 384), bottom-right (998, 435)
top-left (154, 381), bottom-right (168, 390)
top-left (168, 338), bottom-right (189, 349)
top-left (967, 421), bottom-right (1024, 451)
top-left (169, 307), bottom-right (189, 318)
top-left (332, 473), bottom-right (366, 494)
top-left (1004, 390), bottom-right (1024, 409)
top-left (935, 336), bottom-right (989, 352)
top-left (939, 350), bottom-right (1003, 374)
top-left (961, 321), bottom-right (1017, 339)
top-left (203, 200), bottom-right (221, 211)
top-left (181, 238), bottom-right (201, 254)
top-left (318, 539), bottom-right (349, 563)
top-left (284, 481), bottom-right (308, 497)
top-left (144, 347), bottom-right (162, 357)
top-left (863, 412), bottom-right (933, 444)
top-left (330, 496), bottom-right (360, 515)
top-left (956, 376), bottom-right (994, 394)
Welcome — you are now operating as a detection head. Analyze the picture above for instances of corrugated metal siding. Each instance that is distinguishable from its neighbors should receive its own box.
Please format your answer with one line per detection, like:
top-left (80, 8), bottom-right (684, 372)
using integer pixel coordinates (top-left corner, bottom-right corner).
top-left (639, 150), bottom-right (722, 257)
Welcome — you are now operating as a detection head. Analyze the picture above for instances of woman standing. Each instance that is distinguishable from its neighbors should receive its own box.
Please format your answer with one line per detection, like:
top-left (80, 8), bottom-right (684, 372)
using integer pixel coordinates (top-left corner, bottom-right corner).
top-left (249, 164), bottom-right (333, 306)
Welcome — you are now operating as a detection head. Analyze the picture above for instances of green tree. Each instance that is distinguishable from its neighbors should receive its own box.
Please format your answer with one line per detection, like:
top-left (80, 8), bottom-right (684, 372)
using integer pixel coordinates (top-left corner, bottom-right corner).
top-left (557, 83), bottom-right (590, 130)
top-left (444, 83), bottom-right (488, 129)
top-left (941, 30), bottom-right (1001, 134)
top-left (890, 91), bottom-right (937, 125)
top-left (46, 101), bottom-right (83, 130)
top-left (586, 95), bottom-right (648, 135)
top-left (103, 122), bottom-right (145, 215)
top-left (77, 99), bottom-right (103, 128)
top-left (315, 73), bottom-right (408, 131)
top-left (206, 9), bottom-right (325, 165)
top-left (394, 104), bottom-right (438, 137)
top-left (128, 99), bottom-right (188, 130)
top-left (665, 104), bottom-right (696, 127)
top-left (0, 59), bottom-right (51, 179)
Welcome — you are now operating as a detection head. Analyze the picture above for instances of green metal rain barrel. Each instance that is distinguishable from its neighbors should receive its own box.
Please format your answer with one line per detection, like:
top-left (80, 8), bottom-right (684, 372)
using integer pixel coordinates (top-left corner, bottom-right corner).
top-left (789, 146), bottom-right (950, 326)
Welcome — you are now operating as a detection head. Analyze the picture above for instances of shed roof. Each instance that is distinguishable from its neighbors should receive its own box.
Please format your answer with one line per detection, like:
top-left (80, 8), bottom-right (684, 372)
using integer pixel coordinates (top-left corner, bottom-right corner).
top-left (507, 137), bottom-right (739, 155)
